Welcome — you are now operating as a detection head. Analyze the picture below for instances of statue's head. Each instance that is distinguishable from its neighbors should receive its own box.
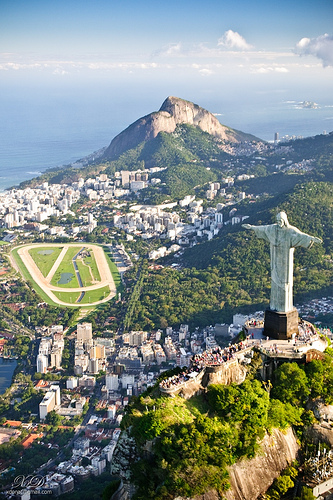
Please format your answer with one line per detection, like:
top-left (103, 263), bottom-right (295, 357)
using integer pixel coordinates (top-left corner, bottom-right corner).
top-left (276, 211), bottom-right (289, 228)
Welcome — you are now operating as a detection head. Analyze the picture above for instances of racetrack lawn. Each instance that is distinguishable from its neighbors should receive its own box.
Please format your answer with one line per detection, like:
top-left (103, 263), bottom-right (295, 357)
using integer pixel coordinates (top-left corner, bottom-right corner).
top-left (11, 243), bottom-right (119, 309)
top-left (28, 246), bottom-right (63, 277)
top-left (75, 259), bottom-right (94, 287)
top-left (11, 247), bottom-right (61, 307)
top-left (52, 290), bottom-right (81, 304)
top-left (103, 246), bottom-right (123, 292)
top-left (50, 246), bottom-right (81, 288)
top-left (83, 250), bottom-right (101, 282)
top-left (79, 285), bottom-right (111, 304)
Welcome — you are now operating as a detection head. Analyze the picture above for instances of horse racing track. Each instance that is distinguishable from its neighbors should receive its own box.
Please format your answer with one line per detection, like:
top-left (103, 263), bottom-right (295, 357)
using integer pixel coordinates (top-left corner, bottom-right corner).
top-left (11, 243), bottom-right (117, 307)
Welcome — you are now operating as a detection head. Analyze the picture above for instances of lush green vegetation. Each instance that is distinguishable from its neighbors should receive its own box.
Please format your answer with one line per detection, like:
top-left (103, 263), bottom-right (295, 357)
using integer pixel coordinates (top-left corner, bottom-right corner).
top-left (83, 250), bottom-right (101, 281)
top-left (79, 285), bottom-right (111, 304)
top-left (265, 464), bottom-right (299, 500)
top-left (122, 181), bottom-right (332, 330)
top-left (0, 275), bottom-right (79, 329)
top-left (104, 122), bottom-right (258, 169)
top-left (157, 163), bottom-right (216, 199)
top-left (50, 246), bottom-right (80, 287)
top-left (28, 246), bottom-right (63, 277)
top-left (52, 290), bottom-right (80, 304)
top-left (123, 349), bottom-right (333, 499)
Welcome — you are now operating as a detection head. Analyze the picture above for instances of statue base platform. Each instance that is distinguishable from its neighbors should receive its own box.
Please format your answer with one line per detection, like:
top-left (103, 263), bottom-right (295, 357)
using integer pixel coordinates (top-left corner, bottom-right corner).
top-left (264, 308), bottom-right (299, 340)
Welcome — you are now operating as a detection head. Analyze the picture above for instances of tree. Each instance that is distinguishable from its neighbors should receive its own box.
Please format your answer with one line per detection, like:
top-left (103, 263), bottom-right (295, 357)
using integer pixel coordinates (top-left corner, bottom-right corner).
top-left (272, 362), bottom-right (310, 405)
top-left (45, 410), bottom-right (62, 427)
top-left (102, 479), bottom-right (121, 500)
top-left (296, 486), bottom-right (316, 500)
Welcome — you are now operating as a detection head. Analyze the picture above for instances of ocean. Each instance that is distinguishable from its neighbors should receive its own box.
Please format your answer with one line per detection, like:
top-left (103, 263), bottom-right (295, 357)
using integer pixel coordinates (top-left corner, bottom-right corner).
top-left (0, 358), bottom-right (17, 394)
top-left (1, 90), bottom-right (332, 192)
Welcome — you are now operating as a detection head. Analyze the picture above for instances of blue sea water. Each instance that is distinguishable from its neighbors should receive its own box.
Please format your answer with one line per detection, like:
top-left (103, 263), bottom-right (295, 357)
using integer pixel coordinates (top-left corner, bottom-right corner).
top-left (1, 88), bottom-right (332, 192)
top-left (0, 358), bottom-right (17, 394)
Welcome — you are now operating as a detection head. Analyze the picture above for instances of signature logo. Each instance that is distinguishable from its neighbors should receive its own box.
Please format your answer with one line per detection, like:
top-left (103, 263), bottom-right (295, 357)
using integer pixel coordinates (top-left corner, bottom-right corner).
top-left (12, 475), bottom-right (45, 489)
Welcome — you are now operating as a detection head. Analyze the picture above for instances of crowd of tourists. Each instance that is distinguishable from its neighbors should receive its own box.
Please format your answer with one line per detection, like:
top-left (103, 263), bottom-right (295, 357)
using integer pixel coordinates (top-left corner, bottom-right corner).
top-left (159, 323), bottom-right (326, 391)
top-left (159, 339), bottom-right (253, 390)
top-left (192, 342), bottom-right (248, 369)
top-left (159, 370), bottom-right (196, 390)
top-left (305, 450), bottom-right (333, 484)
top-left (298, 321), bottom-right (317, 344)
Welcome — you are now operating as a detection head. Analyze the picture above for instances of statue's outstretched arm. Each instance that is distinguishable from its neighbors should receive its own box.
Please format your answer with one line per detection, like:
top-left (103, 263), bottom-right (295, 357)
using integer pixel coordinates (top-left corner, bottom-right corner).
top-left (311, 236), bottom-right (322, 244)
top-left (242, 224), bottom-right (253, 230)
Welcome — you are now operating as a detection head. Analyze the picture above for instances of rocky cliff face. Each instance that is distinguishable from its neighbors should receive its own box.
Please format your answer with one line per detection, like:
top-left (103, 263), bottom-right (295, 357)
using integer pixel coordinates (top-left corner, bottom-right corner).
top-left (225, 427), bottom-right (299, 500)
top-left (174, 427), bottom-right (299, 500)
top-left (103, 96), bottom-right (250, 160)
top-left (161, 360), bottom-right (247, 399)
top-left (204, 360), bottom-right (247, 387)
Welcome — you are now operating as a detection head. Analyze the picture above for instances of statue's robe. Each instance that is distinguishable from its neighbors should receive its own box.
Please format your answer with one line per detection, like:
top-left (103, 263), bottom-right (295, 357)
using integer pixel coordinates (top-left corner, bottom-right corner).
top-left (251, 224), bottom-right (314, 312)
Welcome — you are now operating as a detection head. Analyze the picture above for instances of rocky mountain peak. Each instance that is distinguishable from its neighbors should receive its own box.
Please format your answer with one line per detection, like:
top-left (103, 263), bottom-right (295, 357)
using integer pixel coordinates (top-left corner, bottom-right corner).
top-left (103, 96), bottom-right (250, 160)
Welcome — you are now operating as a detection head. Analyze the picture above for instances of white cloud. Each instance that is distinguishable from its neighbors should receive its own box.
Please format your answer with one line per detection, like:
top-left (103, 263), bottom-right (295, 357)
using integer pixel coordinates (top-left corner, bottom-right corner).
top-left (199, 68), bottom-right (213, 76)
top-left (153, 43), bottom-right (182, 57)
top-left (295, 33), bottom-right (333, 67)
top-left (275, 67), bottom-right (289, 73)
top-left (218, 30), bottom-right (253, 51)
top-left (0, 58), bottom-right (161, 73)
top-left (251, 65), bottom-right (289, 74)
top-left (53, 68), bottom-right (68, 75)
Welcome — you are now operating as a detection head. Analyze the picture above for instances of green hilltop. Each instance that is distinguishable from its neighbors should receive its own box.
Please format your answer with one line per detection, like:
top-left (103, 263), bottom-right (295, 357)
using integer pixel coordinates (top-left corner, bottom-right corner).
top-left (122, 352), bottom-right (333, 499)
top-left (124, 180), bottom-right (332, 332)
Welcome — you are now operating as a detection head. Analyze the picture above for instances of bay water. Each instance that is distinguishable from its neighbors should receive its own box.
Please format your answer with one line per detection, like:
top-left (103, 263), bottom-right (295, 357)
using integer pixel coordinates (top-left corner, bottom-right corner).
top-left (1, 88), bottom-right (332, 192)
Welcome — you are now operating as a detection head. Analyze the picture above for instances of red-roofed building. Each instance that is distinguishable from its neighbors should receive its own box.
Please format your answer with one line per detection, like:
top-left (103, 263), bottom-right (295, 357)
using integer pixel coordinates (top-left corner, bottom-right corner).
top-left (21, 433), bottom-right (43, 449)
top-left (35, 379), bottom-right (50, 390)
top-left (5, 420), bottom-right (22, 427)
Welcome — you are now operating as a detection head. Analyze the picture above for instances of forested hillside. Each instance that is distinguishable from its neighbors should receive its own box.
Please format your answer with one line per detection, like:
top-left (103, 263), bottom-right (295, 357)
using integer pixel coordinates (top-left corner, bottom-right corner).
top-left (126, 182), bottom-right (332, 331)
top-left (122, 351), bottom-right (333, 499)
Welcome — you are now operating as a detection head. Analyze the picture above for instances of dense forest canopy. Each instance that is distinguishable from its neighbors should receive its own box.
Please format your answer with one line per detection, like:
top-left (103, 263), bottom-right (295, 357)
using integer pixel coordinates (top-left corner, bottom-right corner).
top-left (123, 350), bottom-right (333, 499)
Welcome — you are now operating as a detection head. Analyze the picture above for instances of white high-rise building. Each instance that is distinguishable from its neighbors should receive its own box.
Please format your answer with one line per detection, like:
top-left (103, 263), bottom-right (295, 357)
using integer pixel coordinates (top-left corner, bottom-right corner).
top-left (66, 377), bottom-right (78, 389)
top-left (39, 385), bottom-right (60, 420)
top-left (77, 323), bottom-right (92, 343)
top-left (215, 212), bottom-right (223, 224)
top-left (105, 374), bottom-right (119, 391)
top-left (50, 349), bottom-right (62, 369)
top-left (121, 374), bottom-right (135, 388)
top-left (37, 354), bottom-right (49, 374)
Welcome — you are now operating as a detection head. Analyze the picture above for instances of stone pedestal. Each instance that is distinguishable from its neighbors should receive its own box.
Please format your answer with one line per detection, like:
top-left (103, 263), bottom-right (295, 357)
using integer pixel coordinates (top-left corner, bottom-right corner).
top-left (264, 308), bottom-right (299, 340)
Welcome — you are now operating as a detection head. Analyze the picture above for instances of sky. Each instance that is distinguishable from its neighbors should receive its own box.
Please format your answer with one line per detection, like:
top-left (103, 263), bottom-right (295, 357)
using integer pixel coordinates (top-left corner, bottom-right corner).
top-left (1, 0), bottom-right (333, 141)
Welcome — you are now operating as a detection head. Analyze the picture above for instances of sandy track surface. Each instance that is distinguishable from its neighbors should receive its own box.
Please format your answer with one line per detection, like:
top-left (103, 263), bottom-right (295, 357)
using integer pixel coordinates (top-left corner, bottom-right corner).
top-left (46, 246), bottom-right (68, 281)
top-left (13, 243), bottom-right (116, 306)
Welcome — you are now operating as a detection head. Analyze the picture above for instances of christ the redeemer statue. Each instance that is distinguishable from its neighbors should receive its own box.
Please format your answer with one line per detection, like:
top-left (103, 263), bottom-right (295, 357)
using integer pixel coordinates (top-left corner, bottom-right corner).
top-left (243, 212), bottom-right (322, 313)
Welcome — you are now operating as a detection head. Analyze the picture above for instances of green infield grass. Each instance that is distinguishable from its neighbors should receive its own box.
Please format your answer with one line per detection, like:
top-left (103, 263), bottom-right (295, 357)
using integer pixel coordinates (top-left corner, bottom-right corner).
top-left (82, 249), bottom-right (101, 282)
top-left (52, 290), bottom-right (81, 304)
top-left (103, 246), bottom-right (123, 292)
top-left (75, 258), bottom-right (95, 287)
top-left (53, 285), bottom-right (111, 305)
top-left (50, 246), bottom-right (81, 288)
top-left (79, 285), bottom-right (111, 304)
top-left (80, 285), bottom-right (110, 304)
top-left (11, 247), bottom-right (61, 307)
top-left (28, 246), bottom-right (63, 277)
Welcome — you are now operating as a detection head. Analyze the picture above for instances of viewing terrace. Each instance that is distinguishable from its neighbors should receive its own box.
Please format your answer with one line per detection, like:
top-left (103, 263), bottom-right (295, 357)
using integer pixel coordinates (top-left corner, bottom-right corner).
top-left (159, 321), bottom-right (330, 395)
